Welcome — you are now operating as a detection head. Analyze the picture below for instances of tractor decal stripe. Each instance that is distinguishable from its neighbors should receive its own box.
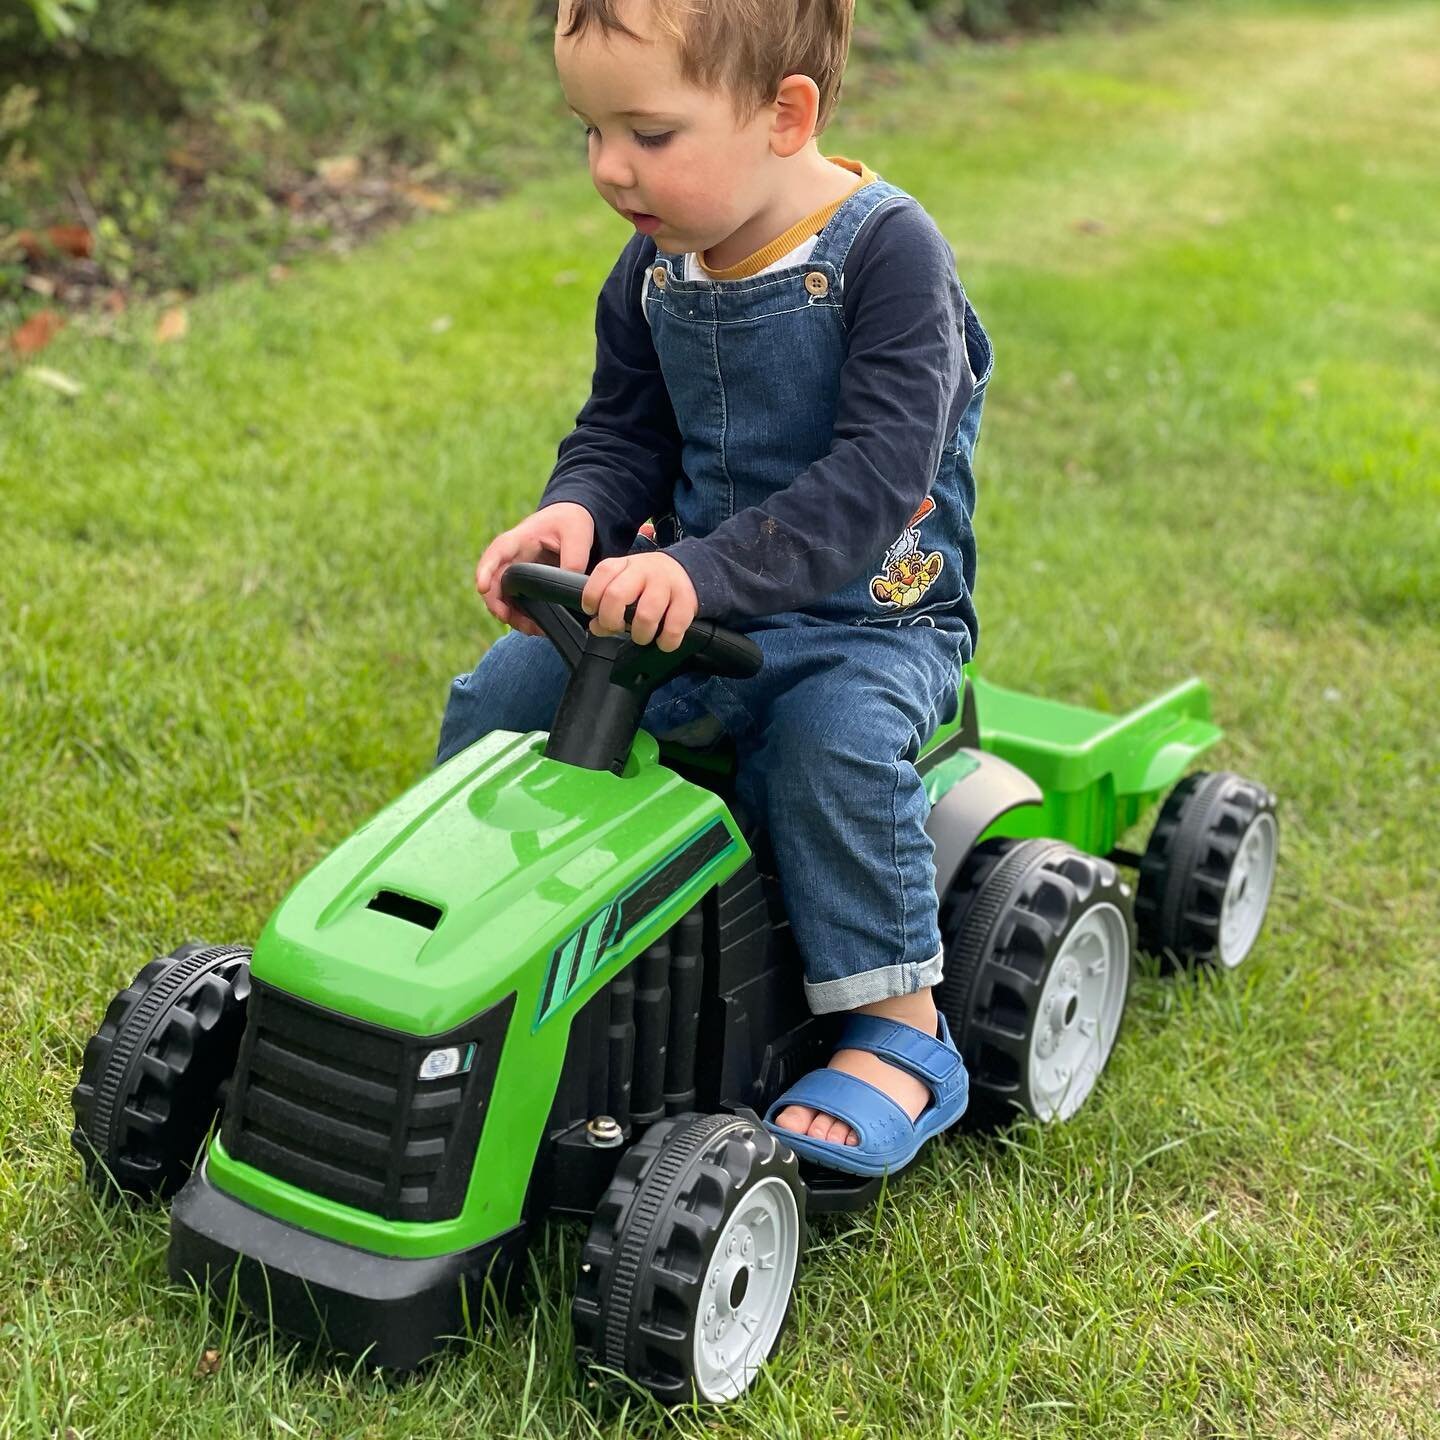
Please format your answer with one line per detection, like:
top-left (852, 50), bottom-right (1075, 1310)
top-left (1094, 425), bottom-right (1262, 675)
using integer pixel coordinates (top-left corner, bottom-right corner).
top-left (539, 930), bottom-right (582, 1023)
top-left (535, 820), bottom-right (734, 1026)
top-left (573, 900), bottom-right (620, 992)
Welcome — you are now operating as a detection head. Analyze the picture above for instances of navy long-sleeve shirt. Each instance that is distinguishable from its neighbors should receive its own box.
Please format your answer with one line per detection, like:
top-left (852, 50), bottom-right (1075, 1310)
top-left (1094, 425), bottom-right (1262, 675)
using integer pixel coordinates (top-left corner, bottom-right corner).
top-left (538, 201), bottom-right (978, 621)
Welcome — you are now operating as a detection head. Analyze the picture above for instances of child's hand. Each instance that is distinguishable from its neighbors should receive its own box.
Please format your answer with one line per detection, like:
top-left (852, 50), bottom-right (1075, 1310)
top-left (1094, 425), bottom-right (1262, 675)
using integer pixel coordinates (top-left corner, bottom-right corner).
top-left (583, 553), bottom-right (699, 651)
top-left (475, 502), bottom-right (595, 637)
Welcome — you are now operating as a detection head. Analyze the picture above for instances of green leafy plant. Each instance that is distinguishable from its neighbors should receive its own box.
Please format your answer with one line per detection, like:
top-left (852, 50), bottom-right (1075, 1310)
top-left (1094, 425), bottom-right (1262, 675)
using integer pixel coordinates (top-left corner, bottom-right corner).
top-left (21, 0), bottom-right (97, 41)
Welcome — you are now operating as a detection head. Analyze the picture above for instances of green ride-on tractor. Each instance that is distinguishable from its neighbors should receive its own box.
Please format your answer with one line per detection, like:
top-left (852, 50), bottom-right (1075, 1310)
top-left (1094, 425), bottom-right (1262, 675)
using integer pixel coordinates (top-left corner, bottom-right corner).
top-left (71, 563), bottom-right (1279, 1404)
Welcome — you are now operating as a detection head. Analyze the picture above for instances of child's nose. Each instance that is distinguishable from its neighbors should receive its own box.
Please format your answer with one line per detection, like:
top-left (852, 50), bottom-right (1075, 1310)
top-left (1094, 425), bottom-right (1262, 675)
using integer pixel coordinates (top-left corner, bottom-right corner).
top-left (590, 140), bottom-right (635, 193)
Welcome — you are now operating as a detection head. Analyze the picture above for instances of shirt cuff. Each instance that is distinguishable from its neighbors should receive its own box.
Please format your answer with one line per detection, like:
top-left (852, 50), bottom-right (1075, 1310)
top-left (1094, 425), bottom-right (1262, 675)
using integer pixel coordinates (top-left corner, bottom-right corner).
top-left (665, 537), bottom-right (731, 620)
top-left (538, 484), bottom-right (630, 561)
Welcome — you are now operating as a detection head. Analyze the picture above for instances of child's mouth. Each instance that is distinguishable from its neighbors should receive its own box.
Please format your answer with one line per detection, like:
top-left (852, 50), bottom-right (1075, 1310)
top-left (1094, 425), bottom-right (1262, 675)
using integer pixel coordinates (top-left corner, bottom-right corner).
top-left (628, 211), bottom-right (662, 235)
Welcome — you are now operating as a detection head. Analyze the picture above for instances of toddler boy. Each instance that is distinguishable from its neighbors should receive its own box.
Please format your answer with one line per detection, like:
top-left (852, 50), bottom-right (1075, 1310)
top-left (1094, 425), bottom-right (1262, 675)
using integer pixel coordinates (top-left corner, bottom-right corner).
top-left (437, 0), bottom-right (993, 1174)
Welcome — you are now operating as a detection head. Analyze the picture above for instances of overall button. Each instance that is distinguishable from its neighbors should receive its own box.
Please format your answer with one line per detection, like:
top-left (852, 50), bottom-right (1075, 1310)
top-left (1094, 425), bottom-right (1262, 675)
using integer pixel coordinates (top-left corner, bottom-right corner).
top-left (652, 266), bottom-right (668, 288)
top-left (804, 271), bottom-right (830, 297)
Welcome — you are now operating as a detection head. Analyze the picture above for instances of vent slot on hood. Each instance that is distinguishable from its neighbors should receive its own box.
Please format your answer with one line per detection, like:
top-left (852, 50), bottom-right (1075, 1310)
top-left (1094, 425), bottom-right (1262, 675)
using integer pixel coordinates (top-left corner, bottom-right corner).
top-left (366, 889), bottom-right (443, 930)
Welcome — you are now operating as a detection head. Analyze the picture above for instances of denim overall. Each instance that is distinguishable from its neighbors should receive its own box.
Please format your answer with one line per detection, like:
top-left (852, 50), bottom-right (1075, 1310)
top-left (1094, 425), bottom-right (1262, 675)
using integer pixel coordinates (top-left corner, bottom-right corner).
top-left (439, 175), bottom-right (994, 1014)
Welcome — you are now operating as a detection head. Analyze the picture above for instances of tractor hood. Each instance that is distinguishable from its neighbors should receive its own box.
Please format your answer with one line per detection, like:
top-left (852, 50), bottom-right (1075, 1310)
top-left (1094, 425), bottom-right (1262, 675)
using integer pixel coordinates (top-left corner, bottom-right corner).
top-left (249, 729), bottom-right (746, 1036)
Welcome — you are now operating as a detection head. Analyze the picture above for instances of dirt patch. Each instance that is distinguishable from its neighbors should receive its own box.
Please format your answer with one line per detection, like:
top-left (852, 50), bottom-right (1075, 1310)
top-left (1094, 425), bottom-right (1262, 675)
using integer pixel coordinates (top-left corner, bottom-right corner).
top-left (3, 160), bottom-right (500, 343)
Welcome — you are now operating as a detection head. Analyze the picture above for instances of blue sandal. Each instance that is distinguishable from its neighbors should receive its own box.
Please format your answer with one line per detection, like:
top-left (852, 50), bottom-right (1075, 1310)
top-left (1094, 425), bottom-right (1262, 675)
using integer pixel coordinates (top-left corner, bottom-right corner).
top-left (762, 1013), bottom-right (969, 1177)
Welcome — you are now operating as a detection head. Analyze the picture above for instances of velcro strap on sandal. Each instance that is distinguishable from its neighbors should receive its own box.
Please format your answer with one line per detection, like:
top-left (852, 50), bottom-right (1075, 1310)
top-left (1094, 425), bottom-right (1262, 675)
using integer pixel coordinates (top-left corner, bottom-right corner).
top-left (837, 1012), bottom-right (965, 1092)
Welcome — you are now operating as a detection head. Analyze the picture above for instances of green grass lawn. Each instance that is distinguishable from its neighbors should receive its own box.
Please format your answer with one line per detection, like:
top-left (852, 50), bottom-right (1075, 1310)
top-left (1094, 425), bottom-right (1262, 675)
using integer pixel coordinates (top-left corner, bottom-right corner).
top-left (3, 2), bottom-right (1438, 1435)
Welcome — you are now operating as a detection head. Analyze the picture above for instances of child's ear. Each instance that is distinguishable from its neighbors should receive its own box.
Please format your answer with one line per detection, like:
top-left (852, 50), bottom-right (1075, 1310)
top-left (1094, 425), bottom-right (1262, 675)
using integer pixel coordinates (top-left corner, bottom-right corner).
top-left (769, 73), bottom-right (821, 158)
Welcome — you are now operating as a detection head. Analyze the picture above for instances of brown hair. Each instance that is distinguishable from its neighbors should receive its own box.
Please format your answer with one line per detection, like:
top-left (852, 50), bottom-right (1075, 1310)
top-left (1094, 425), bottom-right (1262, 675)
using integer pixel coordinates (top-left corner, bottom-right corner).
top-left (559, 0), bottom-right (854, 132)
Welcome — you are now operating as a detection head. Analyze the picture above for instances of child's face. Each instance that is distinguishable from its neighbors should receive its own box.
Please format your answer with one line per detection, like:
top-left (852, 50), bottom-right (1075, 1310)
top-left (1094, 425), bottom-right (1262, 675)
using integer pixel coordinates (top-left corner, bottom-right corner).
top-left (555, 2), bottom-right (780, 255)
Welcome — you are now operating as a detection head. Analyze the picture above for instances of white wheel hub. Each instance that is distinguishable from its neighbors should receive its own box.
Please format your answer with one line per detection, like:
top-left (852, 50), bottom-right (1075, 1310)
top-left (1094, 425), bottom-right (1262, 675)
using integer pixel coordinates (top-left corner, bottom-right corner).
top-left (692, 1174), bottom-right (800, 1402)
top-left (1218, 811), bottom-right (1278, 968)
top-left (1028, 902), bottom-right (1130, 1121)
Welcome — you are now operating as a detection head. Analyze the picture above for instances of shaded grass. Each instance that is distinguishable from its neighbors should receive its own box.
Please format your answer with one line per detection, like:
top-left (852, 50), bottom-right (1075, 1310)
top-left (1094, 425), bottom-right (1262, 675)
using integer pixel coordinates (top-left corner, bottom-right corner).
top-left (2, 2), bottom-right (1438, 1436)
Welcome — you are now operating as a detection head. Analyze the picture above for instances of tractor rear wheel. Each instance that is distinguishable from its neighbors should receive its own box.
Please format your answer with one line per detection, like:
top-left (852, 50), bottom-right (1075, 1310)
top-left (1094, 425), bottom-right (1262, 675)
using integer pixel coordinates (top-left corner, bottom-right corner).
top-left (938, 839), bottom-right (1133, 1125)
top-left (1136, 771), bottom-right (1279, 969)
top-left (71, 942), bottom-right (251, 1199)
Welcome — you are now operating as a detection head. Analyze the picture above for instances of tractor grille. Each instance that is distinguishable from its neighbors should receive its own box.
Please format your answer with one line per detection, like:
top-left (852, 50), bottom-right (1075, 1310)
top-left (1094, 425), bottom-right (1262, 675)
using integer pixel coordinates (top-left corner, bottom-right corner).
top-left (220, 982), bottom-right (514, 1223)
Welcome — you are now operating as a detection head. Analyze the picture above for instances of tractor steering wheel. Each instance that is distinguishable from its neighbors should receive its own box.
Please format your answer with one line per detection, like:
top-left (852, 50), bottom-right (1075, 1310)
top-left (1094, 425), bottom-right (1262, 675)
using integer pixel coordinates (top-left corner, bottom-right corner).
top-left (501, 562), bottom-right (762, 681)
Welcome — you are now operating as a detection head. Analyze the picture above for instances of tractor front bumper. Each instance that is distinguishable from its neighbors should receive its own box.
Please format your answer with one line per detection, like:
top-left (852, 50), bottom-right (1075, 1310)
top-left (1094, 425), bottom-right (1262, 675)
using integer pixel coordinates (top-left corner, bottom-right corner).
top-left (168, 1167), bottom-right (524, 1369)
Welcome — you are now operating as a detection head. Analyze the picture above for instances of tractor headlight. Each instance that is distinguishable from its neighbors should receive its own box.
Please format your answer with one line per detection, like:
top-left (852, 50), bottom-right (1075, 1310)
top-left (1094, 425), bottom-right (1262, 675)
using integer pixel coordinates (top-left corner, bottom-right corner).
top-left (417, 1043), bottom-right (474, 1081)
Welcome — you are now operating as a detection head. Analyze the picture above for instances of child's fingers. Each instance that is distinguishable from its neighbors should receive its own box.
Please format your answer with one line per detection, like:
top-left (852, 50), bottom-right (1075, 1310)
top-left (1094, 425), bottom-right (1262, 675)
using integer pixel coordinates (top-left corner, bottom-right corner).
top-left (557, 528), bottom-right (591, 575)
top-left (594, 579), bottom-right (644, 637)
top-left (479, 586), bottom-right (511, 625)
top-left (487, 593), bottom-right (541, 638)
top-left (581, 557), bottom-right (624, 623)
top-left (656, 596), bottom-right (695, 652)
top-left (475, 542), bottom-right (506, 594)
top-left (589, 561), bottom-right (648, 637)
top-left (628, 586), bottom-right (671, 646)
top-left (475, 530), bottom-right (530, 594)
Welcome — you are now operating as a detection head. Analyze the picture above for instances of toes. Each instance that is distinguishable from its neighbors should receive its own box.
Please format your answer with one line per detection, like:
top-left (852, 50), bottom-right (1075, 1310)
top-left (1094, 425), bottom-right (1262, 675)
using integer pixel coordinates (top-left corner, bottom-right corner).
top-left (773, 1105), bottom-right (816, 1134)
top-left (803, 1112), bottom-right (856, 1146)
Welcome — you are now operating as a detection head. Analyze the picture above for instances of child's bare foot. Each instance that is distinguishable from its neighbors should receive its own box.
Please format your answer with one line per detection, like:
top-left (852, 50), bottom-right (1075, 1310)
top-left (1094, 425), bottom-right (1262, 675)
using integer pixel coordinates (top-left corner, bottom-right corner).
top-left (772, 988), bottom-right (938, 1146)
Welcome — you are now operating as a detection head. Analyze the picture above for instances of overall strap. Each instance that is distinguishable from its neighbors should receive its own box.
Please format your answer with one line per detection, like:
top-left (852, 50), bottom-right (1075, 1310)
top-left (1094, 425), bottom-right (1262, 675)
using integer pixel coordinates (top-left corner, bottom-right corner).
top-left (807, 177), bottom-right (914, 287)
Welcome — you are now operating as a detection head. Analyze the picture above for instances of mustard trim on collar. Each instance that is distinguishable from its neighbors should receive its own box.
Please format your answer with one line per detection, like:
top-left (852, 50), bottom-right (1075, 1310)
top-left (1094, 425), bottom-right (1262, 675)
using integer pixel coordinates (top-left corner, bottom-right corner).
top-left (697, 156), bottom-right (878, 281)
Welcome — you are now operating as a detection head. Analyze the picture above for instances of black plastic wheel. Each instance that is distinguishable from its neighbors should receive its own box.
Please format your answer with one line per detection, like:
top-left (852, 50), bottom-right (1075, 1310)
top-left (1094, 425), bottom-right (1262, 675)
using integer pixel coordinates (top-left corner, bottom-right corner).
top-left (1136, 771), bottom-right (1279, 970)
top-left (71, 942), bottom-right (252, 1199)
top-left (573, 1112), bottom-right (805, 1405)
top-left (938, 838), bottom-right (1134, 1125)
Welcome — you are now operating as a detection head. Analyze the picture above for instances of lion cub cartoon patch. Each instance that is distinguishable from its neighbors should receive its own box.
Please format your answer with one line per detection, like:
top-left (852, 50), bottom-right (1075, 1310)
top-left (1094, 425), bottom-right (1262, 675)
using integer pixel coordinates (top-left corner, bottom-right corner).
top-left (870, 495), bottom-right (944, 610)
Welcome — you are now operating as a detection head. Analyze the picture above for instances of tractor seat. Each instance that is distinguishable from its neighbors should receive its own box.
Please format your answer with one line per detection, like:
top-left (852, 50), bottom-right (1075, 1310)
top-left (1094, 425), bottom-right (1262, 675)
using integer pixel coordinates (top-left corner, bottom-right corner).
top-left (652, 708), bottom-right (738, 779)
top-left (656, 732), bottom-right (737, 777)
top-left (653, 729), bottom-right (753, 834)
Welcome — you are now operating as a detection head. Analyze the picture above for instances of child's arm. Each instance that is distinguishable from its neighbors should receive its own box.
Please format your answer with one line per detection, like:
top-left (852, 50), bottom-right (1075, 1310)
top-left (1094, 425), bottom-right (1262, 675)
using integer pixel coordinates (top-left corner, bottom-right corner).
top-left (661, 203), bottom-right (980, 622)
top-left (536, 232), bottom-right (684, 569)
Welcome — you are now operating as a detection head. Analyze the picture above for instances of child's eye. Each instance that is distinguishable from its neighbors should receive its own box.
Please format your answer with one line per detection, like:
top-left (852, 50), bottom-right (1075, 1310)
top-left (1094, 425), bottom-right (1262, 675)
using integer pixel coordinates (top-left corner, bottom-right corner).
top-left (578, 126), bottom-right (673, 151)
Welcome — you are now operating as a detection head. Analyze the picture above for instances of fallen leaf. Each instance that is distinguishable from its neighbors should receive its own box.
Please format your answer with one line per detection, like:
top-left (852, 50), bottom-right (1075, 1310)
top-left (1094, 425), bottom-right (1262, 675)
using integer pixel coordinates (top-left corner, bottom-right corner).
top-left (167, 147), bottom-right (207, 176)
top-left (317, 154), bottom-right (361, 188)
top-left (10, 309), bottom-right (63, 356)
top-left (1072, 217), bottom-right (1107, 235)
top-left (401, 182), bottom-right (453, 213)
top-left (15, 224), bottom-right (93, 260)
top-left (267, 264), bottom-right (291, 284)
top-left (196, 1347), bottom-right (222, 1376)
top-left (155, 307), bottom-right (189, 343)
top-left (23, 274), bottom-right (56, 297)
top-left (103, 290), bottom-right (127, 314)
top-left (25, 367), bottom-right (83, 398)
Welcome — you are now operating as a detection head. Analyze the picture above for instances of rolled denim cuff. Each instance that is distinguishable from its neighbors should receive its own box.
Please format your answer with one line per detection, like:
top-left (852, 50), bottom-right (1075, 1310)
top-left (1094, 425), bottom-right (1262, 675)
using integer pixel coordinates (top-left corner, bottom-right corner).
top-left (803, 947), bottom-right (944, 1016)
